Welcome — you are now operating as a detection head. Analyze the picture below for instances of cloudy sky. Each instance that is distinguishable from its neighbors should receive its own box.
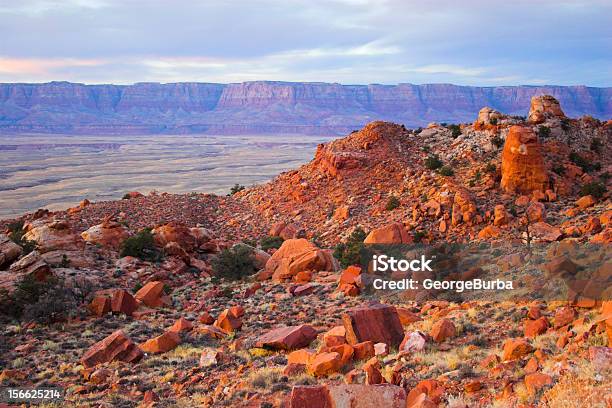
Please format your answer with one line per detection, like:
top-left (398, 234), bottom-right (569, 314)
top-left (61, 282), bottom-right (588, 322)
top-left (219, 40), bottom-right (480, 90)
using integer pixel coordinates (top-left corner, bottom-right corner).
top-left (0, 0), bottom-right (610, 86)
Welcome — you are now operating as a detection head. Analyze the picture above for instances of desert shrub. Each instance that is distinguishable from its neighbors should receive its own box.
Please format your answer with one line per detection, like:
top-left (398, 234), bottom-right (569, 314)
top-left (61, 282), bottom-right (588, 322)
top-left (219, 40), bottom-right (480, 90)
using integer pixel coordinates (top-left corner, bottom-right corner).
top-left (334, 227), bottom-right (366, 268)
top-left (560, 118), bottom-right (571, 131)
top-left (120, 228), bottom-right (162, 261)
top-left (260, 236), bottom-right (284, 251)
top-left (211, 245), bottom-right (256, 281)
top-left (569, 151), bottom-right (599, 172)
top-left (413, 231), bottom-right (426, 243)
top-left (385, 196), bottom-right (400, 211)
top-left (491, 135), bottom-right (504, 148)
top-left (438, 166), bottom-right (454, 176)
top-left (1, 275), bottom-right (86, 324)
top-left (489, 117), bottom-right (498, 125)
top-left (485, 163), bottom-right (496, 174)
top-left (590, 137), bottom-right (603, 153)
top-left (7, 220), bottom-right (36, 255)
top-left (424, 154), bottom-right (443, 170)
top-left (537, 126), bottom-right (551, 139)
top-left (122, 193), bottom-right (131, 199)
top-left (580, 182), bottom-right (606, 199)
top-left (552, 164), bottom-right (565, 175)
top-left (229, 184), bottom-right (245, 195)
top-left (447, 124), bottom-right (461, 138)
top-left (242, 238), bottom-right (258, 247)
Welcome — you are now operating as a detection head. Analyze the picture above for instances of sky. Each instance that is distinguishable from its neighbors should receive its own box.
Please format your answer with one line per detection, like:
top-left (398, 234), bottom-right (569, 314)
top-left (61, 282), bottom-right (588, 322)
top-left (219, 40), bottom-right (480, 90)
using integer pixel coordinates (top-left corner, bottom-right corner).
top-left (0, 0), bottom-right (610, 86)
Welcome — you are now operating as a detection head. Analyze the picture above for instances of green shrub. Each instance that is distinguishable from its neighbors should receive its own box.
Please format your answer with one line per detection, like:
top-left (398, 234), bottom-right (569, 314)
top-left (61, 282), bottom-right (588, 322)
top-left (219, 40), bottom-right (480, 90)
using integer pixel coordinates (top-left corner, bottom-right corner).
top-left (447, 124), bottom-right (461, 138)
top-left (413, 231), bottom-right (426, 243)
top-left (537, 126), bottom-right (551, 139)
top-left (260, 236), bottom-right (284, 251)
top-left (485, 163), bottom-right (496, 174)
top-left (590, 138), bottom-right (603, 153)
top-left (7, 221), bottom-right (36, 255)
top-left (489, 117), bottom-right (498, 125)
top-left (491, 135), bottom-right (504, 148)
top-left (580, 182), bottom-right (606, 199)
top-left (552, 165), bottom-right (565, 175)
top-left (334, 227), bottom-right (366, 268)
top-left (229, 184), bottom-right (245, 195)
top-left (569, 152), bottom-right (595, 172)
top-left (438, 166), bottom-right (454, 176)
top-left (211, 245), bottom-right (256, 281)
top-left (385, 196), bottom-right (400, 211)
top-left (424, 155), bottom-right (443, 170)
top-left (120, 229), bottom-right (162, 261)
top-left (1, 275), bottom-right (87, 324)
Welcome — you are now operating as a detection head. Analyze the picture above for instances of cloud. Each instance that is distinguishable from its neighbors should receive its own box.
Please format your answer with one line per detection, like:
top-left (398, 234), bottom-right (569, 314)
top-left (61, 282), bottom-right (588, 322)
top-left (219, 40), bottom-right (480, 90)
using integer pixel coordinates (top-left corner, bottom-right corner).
top-left (0, 0), bottom-right (610, 85)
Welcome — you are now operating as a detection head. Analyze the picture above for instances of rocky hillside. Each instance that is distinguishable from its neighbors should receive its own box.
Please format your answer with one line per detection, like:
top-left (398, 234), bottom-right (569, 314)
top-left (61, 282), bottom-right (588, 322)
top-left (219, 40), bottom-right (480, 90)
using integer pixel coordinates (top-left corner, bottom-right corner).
top-left (1, 81), bottom-right (610, 134)
top-left (0, 96), bottom-right (610, 407)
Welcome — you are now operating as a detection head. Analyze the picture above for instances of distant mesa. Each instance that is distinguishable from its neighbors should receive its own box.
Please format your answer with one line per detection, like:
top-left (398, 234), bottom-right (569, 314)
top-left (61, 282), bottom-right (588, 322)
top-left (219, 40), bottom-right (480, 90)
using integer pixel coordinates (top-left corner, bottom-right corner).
top-left (0, 81), bottom-right (609, 135)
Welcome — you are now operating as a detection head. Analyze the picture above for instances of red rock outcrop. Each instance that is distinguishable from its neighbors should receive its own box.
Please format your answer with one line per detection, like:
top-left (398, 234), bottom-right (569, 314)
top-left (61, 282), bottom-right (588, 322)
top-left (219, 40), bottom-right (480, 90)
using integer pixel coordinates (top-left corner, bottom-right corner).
top-left (255, 325), bottom-right (318, 350)
top-left (264, 239), bottom-right (337, 281)
top-left (342, 304), bottom-right (404, 348)
top-left (501, 126), bottom-right (548, 194)
top-left (81, 330), bottom-right (143, 368)
top-left (528, 95), bottom-right (566, 124)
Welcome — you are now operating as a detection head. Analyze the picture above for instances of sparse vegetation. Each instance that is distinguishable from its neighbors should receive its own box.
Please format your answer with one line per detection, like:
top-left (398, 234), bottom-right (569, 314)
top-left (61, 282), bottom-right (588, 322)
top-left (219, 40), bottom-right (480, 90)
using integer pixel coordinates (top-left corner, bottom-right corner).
top-left (537, 125), bottom-right (551, 139)
top-left (569, 151), bottom-right (599, 172)
top-left (334, 227), bottom-right (366, 268)
top-left (0, 274), bottom-right (89, 324)
top-left (120, 228), bottom-right (162, 261)
top-left (424, 154), bottom-right (443, 170)
top-left (439, 165), bottom-right (454, 176)
top-left (491, 135), bottom-right (504, 148)
top-left (7, 220), bottom-right (36, 255)
top-left (260, 235), bottom-right (284, 251)
top-left (580, 182), bottom-right (606, 199)
top-left (385, 196), bottom-right (400, 211)
top-left (590, 137), bottom-right (602, 152)
top-left (229, 184), bottom-right (245, 195)
top-left (447, 124), bottom-right (462, 138)
top-left (211, 245), bottom-right (256, 281)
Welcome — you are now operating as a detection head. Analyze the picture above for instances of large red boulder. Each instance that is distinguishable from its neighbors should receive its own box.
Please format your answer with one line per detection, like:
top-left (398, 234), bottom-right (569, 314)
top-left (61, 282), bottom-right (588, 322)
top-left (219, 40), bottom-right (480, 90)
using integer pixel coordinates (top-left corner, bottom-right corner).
top-left (342, 304), bottom-right (404, 348)
top-left (255, 325), bottom-right (318, 350)
top-left (364, 223), bottom-right (411, 244)
top-left (81, 220), bottom-right (129, 249)
top-left (111, 289), bottom-right (138, 316)
top-left (134, 281), bottom-right (168, 308)
top-left (140, 331), bottom-right (181, 354)
top-left (290, 385), bottom-right (332, 408)
top-left (81, 330), bottom-right (143, 368)
top-left (264, 239), bottom-right (337, 282)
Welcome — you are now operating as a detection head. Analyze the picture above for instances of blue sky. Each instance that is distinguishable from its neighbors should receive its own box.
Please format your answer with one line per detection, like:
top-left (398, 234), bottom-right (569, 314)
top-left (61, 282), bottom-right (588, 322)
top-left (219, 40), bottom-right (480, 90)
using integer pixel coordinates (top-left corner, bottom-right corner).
top-left (0, 0), bottom-right (610, 86)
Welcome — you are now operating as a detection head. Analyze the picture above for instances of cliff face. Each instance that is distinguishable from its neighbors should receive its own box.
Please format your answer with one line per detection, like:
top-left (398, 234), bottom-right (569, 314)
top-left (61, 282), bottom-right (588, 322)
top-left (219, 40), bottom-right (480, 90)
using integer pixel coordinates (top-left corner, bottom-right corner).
top-left (0, 81), bottom-right (609, 135)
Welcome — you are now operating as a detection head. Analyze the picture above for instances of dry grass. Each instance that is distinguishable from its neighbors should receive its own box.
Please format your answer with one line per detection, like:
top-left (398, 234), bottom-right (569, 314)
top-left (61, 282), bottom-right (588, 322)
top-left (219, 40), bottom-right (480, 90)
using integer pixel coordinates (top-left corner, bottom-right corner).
top-left (542, 371), bottom-right (610, 407)
top-left (246, 367), bottom-right (283, 389)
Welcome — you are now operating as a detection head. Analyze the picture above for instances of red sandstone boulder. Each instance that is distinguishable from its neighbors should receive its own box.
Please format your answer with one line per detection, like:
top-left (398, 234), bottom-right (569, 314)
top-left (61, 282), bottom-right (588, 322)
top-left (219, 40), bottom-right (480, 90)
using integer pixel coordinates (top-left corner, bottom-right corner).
top-left (88, 295), bottom-right (111, 317)
top-left (111, 289), bottom-right (138, 316)
top-left (308, 352), bottom-right (342, 376)
top-left (81, 330), bottom-right (143, 368)
top-left (214, 309), bottom-right (243, 333)
top-left (169, 317), bottom-right (193, 333)
top-left (81, 220), bottom-right (129, 249)
top-left (342, 303), bottom-right (404, 348)
top-left (23, 219), bottom-right (81, 253)
top-left (501, 126), bottom-right (548, 194)
top-left (524, 317), bottom-right (549, 338)
top-left (264, 239), bottom-right (337, 281)
top-left (140, 331), bottom-right (181, 354)
top-left (152, 222), bottom-right (198, 251)
top-left (364, 223), bottom-right (411, 244)
top-left (255, 325), bottom-right (318, 350)
top-left (502, 338), bottom-right (534, 361)
top-left (290, 385), bottom-right (332, 408)
top-left (430, 318), bottom-right (456, 343)
top-left (134, 281), bottom-right (168, 308)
